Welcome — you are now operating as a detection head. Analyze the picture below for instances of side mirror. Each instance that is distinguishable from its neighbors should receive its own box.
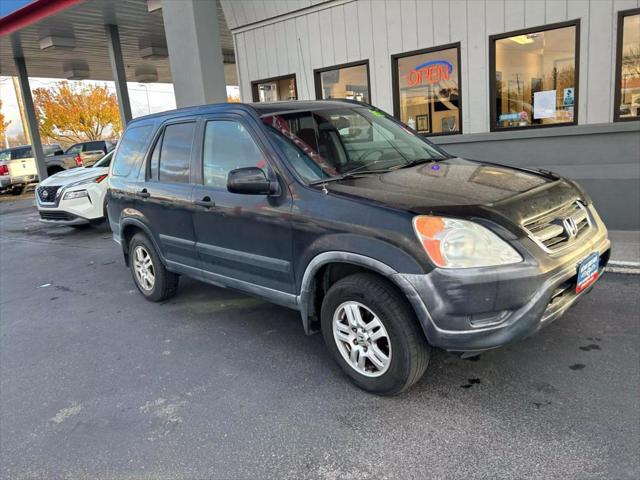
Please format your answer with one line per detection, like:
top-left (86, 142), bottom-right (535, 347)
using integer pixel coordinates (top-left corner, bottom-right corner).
top-left (227, 167), bottom-right (278, 195)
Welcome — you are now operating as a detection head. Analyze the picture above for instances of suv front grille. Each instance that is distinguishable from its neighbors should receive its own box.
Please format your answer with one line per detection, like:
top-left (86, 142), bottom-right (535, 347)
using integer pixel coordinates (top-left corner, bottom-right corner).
top-left (37, 185), bottom-right (60, 203)
top-left (523, 201), bottom-right (592, 253)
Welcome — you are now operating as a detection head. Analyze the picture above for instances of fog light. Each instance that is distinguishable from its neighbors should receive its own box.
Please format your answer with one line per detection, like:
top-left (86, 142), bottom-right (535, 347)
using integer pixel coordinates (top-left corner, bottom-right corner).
top-left (469, 311), bottom-right (511, 328)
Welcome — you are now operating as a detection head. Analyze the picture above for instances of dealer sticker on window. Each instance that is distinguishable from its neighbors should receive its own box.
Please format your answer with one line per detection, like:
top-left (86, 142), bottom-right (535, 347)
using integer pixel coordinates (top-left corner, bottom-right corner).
top-left (576, 252), bottom-right (600, 293)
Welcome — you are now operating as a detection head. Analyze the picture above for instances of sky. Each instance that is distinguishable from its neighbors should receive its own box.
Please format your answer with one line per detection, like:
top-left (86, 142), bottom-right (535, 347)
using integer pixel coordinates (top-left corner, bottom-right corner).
top-left (0, 0), bottom-right (32, 18)
top-left (0, 77), bottom-right (178, 140)
top-left (1, 77), bottom-right (241, 142)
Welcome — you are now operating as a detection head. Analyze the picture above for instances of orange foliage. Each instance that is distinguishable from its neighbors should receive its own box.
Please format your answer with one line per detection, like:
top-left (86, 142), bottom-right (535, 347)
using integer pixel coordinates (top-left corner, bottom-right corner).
top-left (33, 82), bottom-right (121, 145)
top-left (0, 100), bottom-right (10, 141)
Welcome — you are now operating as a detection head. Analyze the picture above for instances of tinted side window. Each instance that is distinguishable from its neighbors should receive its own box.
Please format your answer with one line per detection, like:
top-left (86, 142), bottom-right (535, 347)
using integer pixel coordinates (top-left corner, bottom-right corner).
top-left (112, 125), bottom-right (153, 177)
top-left (84, 141), bottom-right (105, 152)
top-left (202, 121), bottom-right (265, 189)
top-left (12, 147), bottom-right (32, 159)
top-left (66, 144), bottom-right (82, 155)
top-left (158, 122), bottom-right (195, 184)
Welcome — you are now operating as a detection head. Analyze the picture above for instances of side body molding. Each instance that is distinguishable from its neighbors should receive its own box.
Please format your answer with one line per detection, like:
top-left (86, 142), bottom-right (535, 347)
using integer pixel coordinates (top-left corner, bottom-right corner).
top-left (296, 251), bottom-right (432, 337)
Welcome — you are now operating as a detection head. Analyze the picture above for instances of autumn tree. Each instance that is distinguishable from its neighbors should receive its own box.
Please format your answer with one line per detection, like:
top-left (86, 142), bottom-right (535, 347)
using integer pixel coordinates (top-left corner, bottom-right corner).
top-left (0, 100), bottom-right (10, 144)
top-left (33, 82), bottom-right (121, 146)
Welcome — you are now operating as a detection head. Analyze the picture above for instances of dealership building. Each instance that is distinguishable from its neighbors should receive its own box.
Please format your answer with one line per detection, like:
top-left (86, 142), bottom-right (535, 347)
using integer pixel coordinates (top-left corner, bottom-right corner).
top-left (1, 0), bottom-right (638, 228)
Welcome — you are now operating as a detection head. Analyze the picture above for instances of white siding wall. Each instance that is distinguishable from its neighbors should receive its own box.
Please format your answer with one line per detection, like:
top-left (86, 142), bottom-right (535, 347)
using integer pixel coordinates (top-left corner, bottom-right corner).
top-left (222, 0), bottom-right (640, 133)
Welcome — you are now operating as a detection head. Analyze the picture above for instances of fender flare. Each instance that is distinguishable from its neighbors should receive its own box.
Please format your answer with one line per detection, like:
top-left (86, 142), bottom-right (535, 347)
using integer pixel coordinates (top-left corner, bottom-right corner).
top-left (119, 217), bottom-right (165, 265)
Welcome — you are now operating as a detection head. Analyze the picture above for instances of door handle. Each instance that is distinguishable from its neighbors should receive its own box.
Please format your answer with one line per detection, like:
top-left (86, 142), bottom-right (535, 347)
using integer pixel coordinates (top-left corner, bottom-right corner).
top-left (194, 196), bottom-right (215, 208)
top-left (135, 189), bottom-right (150, 199)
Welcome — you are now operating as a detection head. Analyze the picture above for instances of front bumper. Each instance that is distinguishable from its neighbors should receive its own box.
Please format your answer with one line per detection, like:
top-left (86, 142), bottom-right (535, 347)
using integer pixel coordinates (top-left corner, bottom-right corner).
top-left (38, 210), bottom-right (92, 225)
top-left (394, 208), bottom-right (611, 353)
top-left (36, 185), bottom-right (105, 224)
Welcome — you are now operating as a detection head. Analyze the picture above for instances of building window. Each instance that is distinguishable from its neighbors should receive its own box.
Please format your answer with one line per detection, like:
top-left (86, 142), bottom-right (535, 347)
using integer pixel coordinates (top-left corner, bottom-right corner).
top-left (251, 74), bottom-right (297, 102)
top-left (615, 9), bottom-right (640, 121)
top-left (392, 43), bottom-right (462, 135)
top-left (490, 20), bottom-right (580, 130)
top-left (314, 61), bottom-right (370, 103)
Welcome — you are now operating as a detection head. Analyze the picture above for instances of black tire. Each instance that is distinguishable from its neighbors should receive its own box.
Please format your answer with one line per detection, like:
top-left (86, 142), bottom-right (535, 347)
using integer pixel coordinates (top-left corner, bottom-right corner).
top-left (10, 187), bottom-right (23, 196)
top-left (321, 273), bottom-right (430, 395)
top-left (128, 232), bottom-right (179, 302)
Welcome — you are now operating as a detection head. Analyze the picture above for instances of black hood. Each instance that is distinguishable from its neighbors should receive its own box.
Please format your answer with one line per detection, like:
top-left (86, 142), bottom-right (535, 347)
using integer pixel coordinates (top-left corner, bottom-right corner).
top-left (325, 158), bottom-right (582, 228)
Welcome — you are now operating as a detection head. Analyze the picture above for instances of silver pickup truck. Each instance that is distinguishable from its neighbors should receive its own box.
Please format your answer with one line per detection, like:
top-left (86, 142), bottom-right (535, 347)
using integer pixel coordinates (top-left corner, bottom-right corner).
top-left (1, 140), bottom-right (116, 194)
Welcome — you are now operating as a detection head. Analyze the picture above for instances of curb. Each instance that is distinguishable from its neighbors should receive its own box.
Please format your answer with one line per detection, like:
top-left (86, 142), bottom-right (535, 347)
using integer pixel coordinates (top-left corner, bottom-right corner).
top-left (605, 261), bottom-right (640, 275)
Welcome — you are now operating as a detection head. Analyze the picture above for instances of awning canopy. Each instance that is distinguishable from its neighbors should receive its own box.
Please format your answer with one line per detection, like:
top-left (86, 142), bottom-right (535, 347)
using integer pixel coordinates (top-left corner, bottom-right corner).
top-left (0, 0), bottom-right (236, 84)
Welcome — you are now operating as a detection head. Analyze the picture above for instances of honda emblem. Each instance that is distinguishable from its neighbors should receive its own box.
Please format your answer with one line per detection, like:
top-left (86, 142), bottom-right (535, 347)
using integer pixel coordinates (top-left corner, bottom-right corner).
top-left (562, 216), bottom-right (579, 238)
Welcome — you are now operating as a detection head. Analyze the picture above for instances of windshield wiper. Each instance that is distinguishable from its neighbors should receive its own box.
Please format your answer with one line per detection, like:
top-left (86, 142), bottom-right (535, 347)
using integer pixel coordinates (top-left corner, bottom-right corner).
top-left (390, 158), bottom-right (438, 170)
top-left (309, 158), bottom-right (400, 186)
top-left (308, 167), bottom-right (394, 186)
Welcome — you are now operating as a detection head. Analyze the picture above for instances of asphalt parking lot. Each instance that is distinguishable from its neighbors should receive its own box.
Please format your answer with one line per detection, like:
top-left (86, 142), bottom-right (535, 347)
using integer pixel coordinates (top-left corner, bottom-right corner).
top-left (1, 194), bottom-right (639, 480)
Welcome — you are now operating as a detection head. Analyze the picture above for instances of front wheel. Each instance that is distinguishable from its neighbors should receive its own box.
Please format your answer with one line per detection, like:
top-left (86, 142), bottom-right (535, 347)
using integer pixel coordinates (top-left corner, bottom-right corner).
top-left (129, 233), bottom-right (179, 302)
top-left (321, 273), bottom-right (430, 395)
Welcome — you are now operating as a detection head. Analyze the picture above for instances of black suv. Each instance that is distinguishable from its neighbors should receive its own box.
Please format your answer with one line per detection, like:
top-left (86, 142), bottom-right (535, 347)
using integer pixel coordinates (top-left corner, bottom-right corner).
top-left (107, 100), bottom-right (610, 395)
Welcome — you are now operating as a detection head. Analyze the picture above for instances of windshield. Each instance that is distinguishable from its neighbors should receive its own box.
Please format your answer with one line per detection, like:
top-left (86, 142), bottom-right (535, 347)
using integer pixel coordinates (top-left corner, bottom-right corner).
top-left (91, 151), bottom-right (113, 168)
top-left (262, 106), bottom-right (449, 183)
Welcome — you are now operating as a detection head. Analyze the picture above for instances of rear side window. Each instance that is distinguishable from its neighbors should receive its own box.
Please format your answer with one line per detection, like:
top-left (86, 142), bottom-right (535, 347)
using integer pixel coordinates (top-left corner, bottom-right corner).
top-left (112, 124), bottom-right (153, 177)
top-left (65, 144), bottom-right (82, 155)
top-left (84, 141), bottom-right (105, 152)
top-left (11, 147), bottom-right (32, 159)
top-left (158, 122), bottom-right (195, 184)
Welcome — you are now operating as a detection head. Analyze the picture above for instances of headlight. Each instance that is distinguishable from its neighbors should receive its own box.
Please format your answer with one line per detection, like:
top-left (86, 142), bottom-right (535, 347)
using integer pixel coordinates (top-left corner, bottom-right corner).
top-left (413, 216), bottom-right (522, 268)
top-left (63, 189), bottom-right (89, 200)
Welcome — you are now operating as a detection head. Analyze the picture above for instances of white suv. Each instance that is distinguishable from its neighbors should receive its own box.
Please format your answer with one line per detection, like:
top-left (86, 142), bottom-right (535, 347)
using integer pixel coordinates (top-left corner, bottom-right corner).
top-left (36, 152), bottom-right (112, 227)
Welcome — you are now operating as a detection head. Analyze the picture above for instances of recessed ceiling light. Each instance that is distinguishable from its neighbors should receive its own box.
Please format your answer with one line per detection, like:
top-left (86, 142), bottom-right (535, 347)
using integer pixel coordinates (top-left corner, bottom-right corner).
top-left (40, 35), bottom-right (76, 51)
top-left (140, 46), bottom-right (168, 60)
top-left (135, 65), bottom-right (158, 83)
top-left (63, 61), bottom-right (89, 80)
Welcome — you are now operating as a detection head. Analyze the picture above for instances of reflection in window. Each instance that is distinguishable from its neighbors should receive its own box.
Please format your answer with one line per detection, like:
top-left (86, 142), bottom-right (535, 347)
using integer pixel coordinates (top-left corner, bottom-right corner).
top-left (261, 107), bottom-right (446, 183)
top-left (158, 122), bottom-right (195, 184)
top-left (315, 63), bottom-right (370, 102)
top-left (617, 12), bottom-right (640, 120)
top-left (395, 46), bottom-right (461, 135)
top-left (112, 125), bottom-right (152, 177)
top-left (493, 24), bottom-right (578, 129)
top-left (252, 75), bottom-right (297, 102)
top-left (202, 121), bottom-right (264, 189)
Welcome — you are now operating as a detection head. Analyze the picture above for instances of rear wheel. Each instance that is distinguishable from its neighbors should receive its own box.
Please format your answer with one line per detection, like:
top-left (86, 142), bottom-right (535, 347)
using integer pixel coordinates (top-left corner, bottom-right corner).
top-left (129, 233), bottom-right (179, 302)
top-left (320, 273), bottom-right (430, 395)
top-left (10, 186), bottom-right (23, 196)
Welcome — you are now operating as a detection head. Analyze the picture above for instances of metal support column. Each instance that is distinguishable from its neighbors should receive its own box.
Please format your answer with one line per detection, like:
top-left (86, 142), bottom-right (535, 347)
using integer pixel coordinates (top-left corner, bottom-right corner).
top-left (161, 0), bottom-right (227, 107)
top-left (13, 57), bottom-right (47, 181)
top-left (105, 24), bottom-right (132, 125)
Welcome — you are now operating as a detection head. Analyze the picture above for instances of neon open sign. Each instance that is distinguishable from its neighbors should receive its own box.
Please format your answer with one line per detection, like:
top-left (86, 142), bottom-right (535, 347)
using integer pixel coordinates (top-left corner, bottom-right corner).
top-left (407, 60), bottom-right (453, 87)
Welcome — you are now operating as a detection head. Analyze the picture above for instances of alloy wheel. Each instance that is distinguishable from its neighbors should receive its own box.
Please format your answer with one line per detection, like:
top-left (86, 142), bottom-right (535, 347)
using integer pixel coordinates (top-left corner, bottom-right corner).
top-left (332, 301), bottom-right (392, 377)
top-left (133, 245), bottom-right (155, 291)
